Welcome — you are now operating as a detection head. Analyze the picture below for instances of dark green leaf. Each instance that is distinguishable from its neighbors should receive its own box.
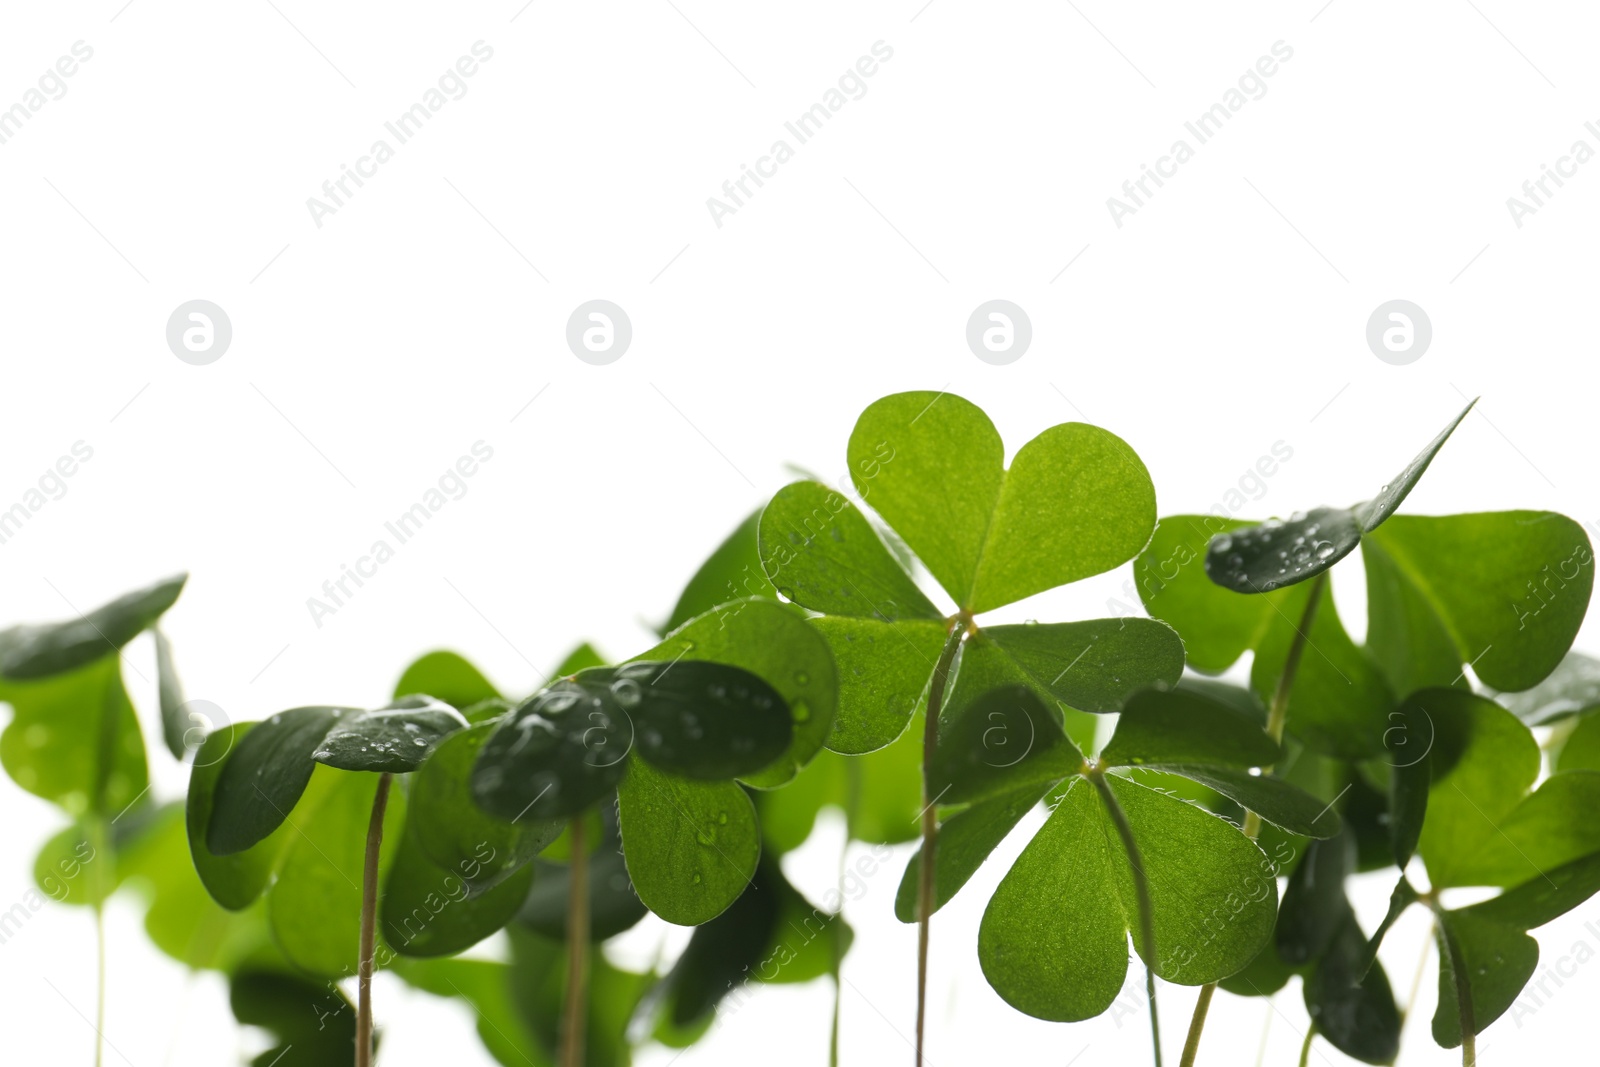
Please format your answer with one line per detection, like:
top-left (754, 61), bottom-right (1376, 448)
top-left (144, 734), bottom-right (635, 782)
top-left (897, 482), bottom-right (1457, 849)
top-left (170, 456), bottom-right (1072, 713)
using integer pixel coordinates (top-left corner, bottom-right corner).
top-left (1277, 835), bottom-right (1354, 965)
top-left (893, 784), bottom-right (1047, 922)
top-left (188, 723), bottom-right (297, 909)
top-left (756, 479), bottom-right (941, 622)
top-left (1204, 402), bottom-right (1472, 593)
top-left (1100, 686), bottom-right (1282, 769)
top-left (1148, 765), bottom-right (1339, 838)
top-left (616, 758), bottom-right (759, 925)
top-left (0, 573), bottom-right (186, 679)
top-left (1464, 850), bottom-right (1600, 930)
top-left (393, 650), bottom-right (501, 710)
top-left (1304, 907), bottom-right (1401, 1065)
top-left (312, 697), bottom-right (468, 774)
top-left (1137, 516), bottom-right (1285, 672)
top-left (472, 680), bottom-right (633, 822)
top-left (663, 509), bottom-right (776, 633)
top-left (982, 618), bottom-right (1184, 714)
top-left (230, 968), bottom-right (358, 1067)
top-left (519, 802), bottom-right (645, 941)
top-left (411, 724), bottom-right (560, 894)
top-left (590, 660), bottom-right (792, 781)
top-left (153, 628), bottom-right (188, 760)
top-left (1204, 507), bottom-right (1362, 594)
top-left (382, 820), bottom-right (533, 957)
top-left (1432, 909), bottom-right (1538, 1049)
top-left (1387, 691), bottom-right (1436, 867)
top-left (632, 598), bottom-right (832, 786)
top-left (929, 685), bottom-right (1080, 806)
top-left (207, 706), bottom-right (349, 855)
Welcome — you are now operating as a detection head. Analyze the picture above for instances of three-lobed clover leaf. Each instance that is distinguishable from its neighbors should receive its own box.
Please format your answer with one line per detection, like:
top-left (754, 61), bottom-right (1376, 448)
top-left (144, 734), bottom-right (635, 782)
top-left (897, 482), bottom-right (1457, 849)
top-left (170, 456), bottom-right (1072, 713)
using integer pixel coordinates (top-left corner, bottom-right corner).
top-left (758, 390), bottom-right (1183, 755)
top-left (904, 683), bottom-right (1336, 1021)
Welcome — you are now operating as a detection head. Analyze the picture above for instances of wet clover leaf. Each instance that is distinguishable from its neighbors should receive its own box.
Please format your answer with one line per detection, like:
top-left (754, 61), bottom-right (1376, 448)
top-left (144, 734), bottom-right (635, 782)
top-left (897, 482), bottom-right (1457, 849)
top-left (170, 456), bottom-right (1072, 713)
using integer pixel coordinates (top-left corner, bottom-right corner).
top-left (311, 696), bottom-right (468, 774)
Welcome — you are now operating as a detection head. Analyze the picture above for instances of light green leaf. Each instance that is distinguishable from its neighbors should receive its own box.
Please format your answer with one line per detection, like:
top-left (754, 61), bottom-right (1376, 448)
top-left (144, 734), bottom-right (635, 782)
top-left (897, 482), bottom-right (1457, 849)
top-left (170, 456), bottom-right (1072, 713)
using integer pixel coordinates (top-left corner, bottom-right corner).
top-left (756, 480), bottom-right (941, 622)
top-left (967, 423), bottom-right (1157, 612)
top-left (1556, 711), bottom-right (1600, 772)
top-left (1105, 774), bottom-right (1278, 985)
top-left (811, 615), bottom-right (944, 754)
top-left (977, 778), bottom-right (1129, 1021)
top-left (1416, 690), bottom-right (1540, 888)
top-left (268, 767), bottom-right (405, 975)
top-left (394, 650), bottom-right (501, 710)
top-left (0, 654), bottom-right (147, 818)
top-left (0, 573), bottom-right (186, 679)
top-left (1444, 771), bottom-right (1600, 888)
top-left (847, 392), bottom-right (1003, 609)
top-left (616, 758), bottom-right (759, 925)
top-left (1364, 512), bottom-right (1593, 692)
top-left (1137, 516), bottom-right (1288, 672)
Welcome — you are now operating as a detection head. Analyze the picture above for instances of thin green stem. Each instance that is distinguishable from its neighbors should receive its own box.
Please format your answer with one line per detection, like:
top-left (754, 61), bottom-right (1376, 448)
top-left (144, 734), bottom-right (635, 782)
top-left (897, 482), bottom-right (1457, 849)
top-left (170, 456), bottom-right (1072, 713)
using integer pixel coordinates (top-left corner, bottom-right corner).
top-left (561, 814), bottom-right (590, 1067)
top-left (1091, 772), bottom-right (1161, 1067)
top-left (1181, 572), bottom-right (1326, 1067)
top-left (1423, 899), bottom-right (1476, 1067)
top-left (356, 772), bottom-right (393, 1067)
top-left (1297, 1024), bottom-right (1316, 1067)
top-left (89, 815), bottom-right (110, 1067)
top-left (915, 620), bottom-right (967, 1067)
top-left (830, 807), bottom-right (850, 1067)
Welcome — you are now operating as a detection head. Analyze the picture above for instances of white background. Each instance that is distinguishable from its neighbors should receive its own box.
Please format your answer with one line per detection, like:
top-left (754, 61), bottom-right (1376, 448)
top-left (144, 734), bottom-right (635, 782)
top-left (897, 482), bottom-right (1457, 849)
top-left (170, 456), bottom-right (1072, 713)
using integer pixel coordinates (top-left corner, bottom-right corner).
top-left (2, 1), bottom-right (1598, 1064)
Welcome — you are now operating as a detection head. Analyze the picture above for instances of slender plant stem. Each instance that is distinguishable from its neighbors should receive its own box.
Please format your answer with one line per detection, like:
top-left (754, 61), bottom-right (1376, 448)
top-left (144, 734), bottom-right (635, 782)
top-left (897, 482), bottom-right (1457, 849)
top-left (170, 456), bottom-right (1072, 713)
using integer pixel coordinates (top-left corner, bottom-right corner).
top-left (1297, 1024), bottom-right (1316, 1067)
top-left (1092, 773), bottom-right (1162, 1067)
top-left (356, 772), bottom-right (393, 1067)
top-left (561, 815), bottom-right (590, 1067)
top-left (915, 621), bottom-right (968, 1067)
top-left (90, 815), bottom-right (110, 1067)
top-left (1180, 573), bottom-right (1327, 1067)
top-left (830, 804), bottom-right (851, 1067)
top-left (1424, 900), bottom-right (1476, 1067)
